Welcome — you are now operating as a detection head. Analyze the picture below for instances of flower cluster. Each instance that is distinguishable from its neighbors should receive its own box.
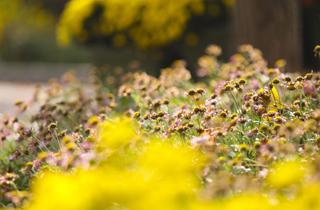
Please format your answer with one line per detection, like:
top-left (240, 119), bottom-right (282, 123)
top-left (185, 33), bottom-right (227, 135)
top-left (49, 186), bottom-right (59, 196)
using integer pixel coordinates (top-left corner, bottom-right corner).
top-left (0, 44), bottom-right (319, 209)
top-left (57, 0), bottom-right (204, 48)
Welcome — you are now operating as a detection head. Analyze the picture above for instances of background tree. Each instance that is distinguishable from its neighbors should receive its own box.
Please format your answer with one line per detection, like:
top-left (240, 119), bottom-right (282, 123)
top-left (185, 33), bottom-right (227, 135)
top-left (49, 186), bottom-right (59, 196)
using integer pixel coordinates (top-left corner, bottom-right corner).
top-left (232, 0), bottom-right (302, 71)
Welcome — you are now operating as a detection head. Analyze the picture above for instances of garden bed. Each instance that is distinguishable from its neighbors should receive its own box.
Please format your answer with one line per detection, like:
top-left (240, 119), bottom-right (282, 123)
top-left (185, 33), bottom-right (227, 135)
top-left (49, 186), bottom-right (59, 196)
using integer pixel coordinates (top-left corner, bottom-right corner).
top-left (0, 45), bottom-right (319, 210)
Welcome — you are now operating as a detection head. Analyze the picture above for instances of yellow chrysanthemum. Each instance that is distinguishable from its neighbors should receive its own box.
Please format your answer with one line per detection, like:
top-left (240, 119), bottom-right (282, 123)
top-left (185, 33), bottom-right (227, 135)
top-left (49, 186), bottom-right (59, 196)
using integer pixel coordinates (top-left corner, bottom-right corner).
top-left (57, 0), bottom-right (204, 48)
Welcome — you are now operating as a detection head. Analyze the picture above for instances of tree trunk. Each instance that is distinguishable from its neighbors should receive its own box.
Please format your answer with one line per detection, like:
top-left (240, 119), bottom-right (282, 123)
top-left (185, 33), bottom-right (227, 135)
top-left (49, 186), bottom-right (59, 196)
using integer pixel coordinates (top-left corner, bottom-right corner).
top-left (232, 0), bottom-right (302, 71)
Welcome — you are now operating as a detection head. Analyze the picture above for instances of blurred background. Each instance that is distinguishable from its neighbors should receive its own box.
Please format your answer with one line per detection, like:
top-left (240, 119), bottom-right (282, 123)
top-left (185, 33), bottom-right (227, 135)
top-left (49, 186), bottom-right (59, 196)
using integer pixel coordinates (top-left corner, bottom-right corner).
top-left (0, 0), bottom-right (319, 112)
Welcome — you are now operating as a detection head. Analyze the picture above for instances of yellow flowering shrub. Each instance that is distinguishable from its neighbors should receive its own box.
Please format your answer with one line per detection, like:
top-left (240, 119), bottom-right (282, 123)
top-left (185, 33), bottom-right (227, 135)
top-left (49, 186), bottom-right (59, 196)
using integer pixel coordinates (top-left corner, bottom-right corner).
top-left (57, 0), bottom-right (204, 48)
top-left (0, 0), bottom-right (53, 42)
top-left (0, 1), bottom-right (14, 39)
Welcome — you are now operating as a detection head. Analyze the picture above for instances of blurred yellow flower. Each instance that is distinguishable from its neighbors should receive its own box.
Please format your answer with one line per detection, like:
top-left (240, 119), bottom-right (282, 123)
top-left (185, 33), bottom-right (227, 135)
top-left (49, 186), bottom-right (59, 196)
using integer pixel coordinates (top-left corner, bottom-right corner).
top-left (97, 117), bottom-right (138, 151)
top-left (57, 0), bottom-right (204, 48)
top-left (221, 194), bottom-right (272, 210)
top-left (267, 159), bottom-right (307, 189)
top-left (11, 117), bottom-right (320, 210)
top-left (24, 119), bottom-right (207, 210)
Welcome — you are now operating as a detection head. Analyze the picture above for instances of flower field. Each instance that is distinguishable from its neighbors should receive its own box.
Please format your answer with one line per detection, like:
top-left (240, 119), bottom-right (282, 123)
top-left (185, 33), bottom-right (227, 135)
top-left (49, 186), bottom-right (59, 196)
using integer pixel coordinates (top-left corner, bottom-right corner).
top-left (0, 45), bottom-right (320, 209)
